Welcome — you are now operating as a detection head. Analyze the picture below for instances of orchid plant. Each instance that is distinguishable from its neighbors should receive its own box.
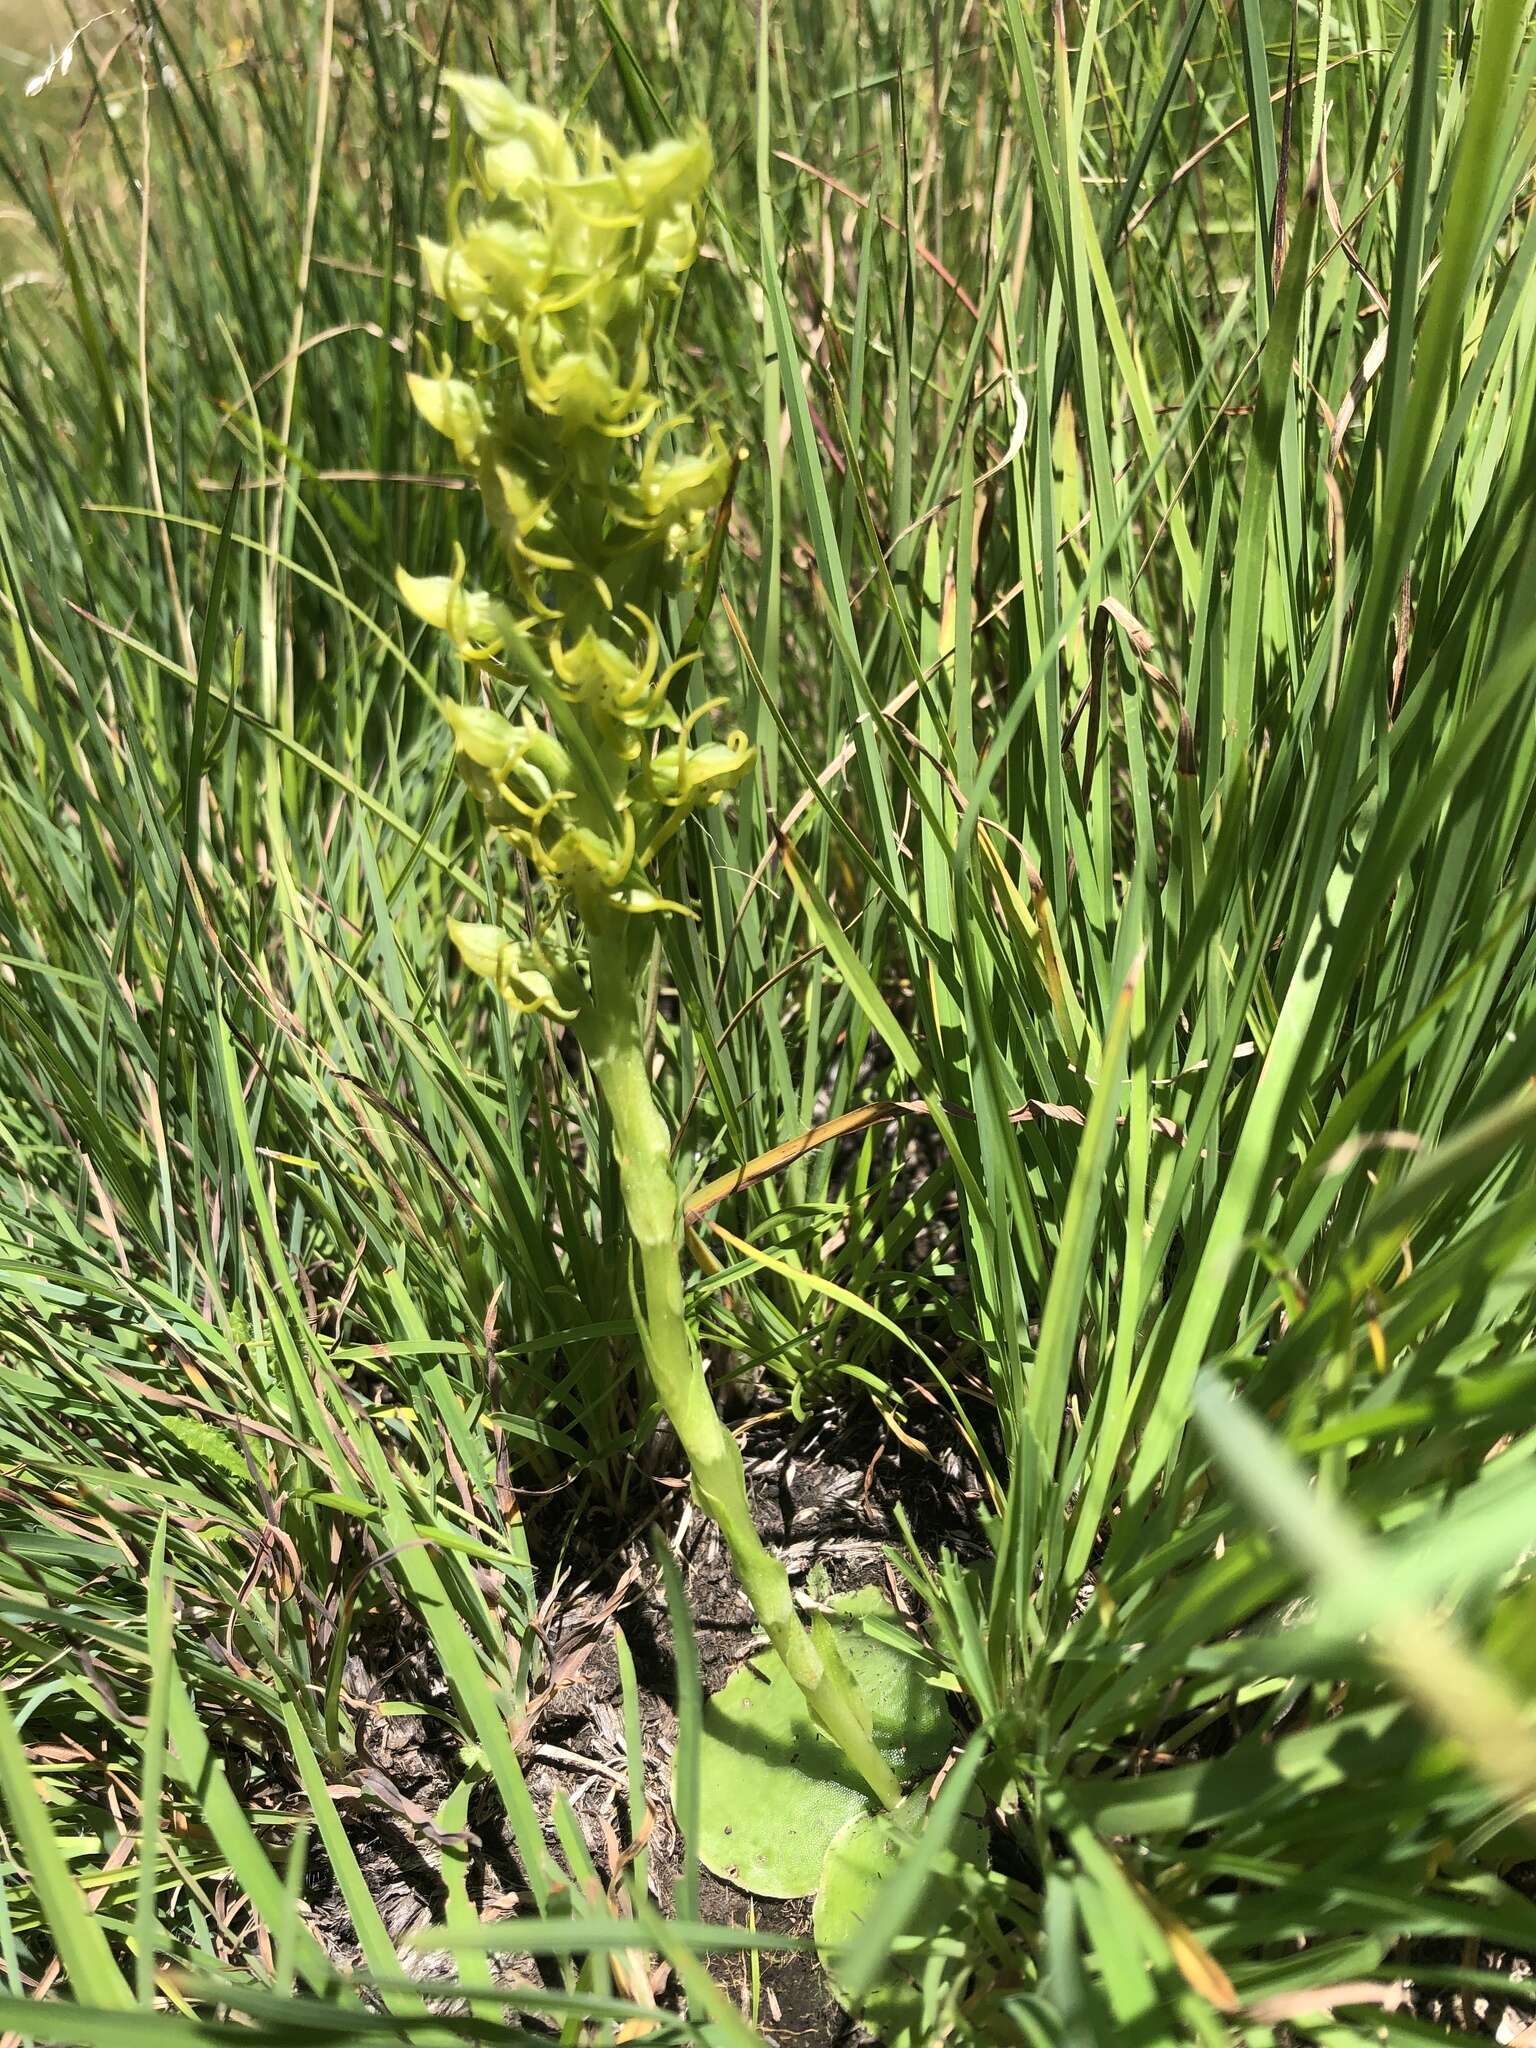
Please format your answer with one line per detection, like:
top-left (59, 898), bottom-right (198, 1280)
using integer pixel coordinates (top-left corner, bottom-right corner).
top-left (401, 75), bottom-right (901, 1816)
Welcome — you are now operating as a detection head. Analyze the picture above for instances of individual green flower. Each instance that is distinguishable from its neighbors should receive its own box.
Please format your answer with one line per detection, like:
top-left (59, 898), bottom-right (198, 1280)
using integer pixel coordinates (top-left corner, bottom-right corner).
top-left (447, 917), bottom-right (582, 1022)
top-left (643, 209), bottom-right (700, 292)
top-left (406, 363), bottom-right (488, 466)
top-left (457, 220), bottom-right (551, 316)
top-left (441, 698), bottom-right (563, 781)
top-left (439, 698), bottom-right (525, 776)
top-left (397, 550), bottom-right (522, 660)
top-left (645, 720), bottom-right (754, 809)
top-left (479, 460), bottom-right (563, 585)
top-left (516, 328), bottom-right (654, 434)
top-left (573, 129), bottom-right (712, 229)
top-left (418, 236), bottom-right (501, 331)
top-left (548, 613), bottom-right (687, 737)
top-left (632, 426), bottom-right (732, 529)
top-left (536, 811), bottom-right (638, 900)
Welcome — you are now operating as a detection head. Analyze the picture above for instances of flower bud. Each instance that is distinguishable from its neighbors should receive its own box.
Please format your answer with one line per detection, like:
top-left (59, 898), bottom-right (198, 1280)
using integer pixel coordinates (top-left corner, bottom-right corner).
top-left (396, 564), bottom-right (520, 657)
top-left (618, 130), bottom-right (711, 217)
top-left (406, 369), bottom-right (487, 466)
top-left (444, 72), bottom-right (571, 169)
top-left (439, 698), bottom-right (521, 775)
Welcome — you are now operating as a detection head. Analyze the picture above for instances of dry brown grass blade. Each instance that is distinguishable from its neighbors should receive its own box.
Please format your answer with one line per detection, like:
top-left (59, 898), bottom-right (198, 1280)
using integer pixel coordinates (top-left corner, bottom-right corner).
top-left (1244, 1981), bottom-right (1411, 2022)
top-left (683, 1086), bottom-right (1175, 1225)
top-left (684, 1099), bottom-right (926, 1222)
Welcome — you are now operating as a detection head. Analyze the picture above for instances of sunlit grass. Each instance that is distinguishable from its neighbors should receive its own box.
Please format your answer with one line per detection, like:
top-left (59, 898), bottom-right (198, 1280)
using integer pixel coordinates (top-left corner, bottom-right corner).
top-left (1, 0), bottom-right (1534, 2040)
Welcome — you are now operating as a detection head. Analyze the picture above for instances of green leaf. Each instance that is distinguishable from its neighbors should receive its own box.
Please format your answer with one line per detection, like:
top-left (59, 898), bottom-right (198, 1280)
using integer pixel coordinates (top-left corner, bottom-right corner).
top-left (693, 1591), bottom-right (952, 1897)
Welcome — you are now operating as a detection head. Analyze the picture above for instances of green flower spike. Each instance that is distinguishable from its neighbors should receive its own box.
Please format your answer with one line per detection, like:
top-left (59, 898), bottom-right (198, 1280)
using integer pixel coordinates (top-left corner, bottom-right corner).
top-left (403, 79), bottom-right (925, 1910)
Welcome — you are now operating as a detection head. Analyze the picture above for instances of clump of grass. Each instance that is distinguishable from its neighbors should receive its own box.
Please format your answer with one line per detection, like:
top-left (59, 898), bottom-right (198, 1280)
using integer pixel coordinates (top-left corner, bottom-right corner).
top-left (0, 0), bottom-right (1534, 2042)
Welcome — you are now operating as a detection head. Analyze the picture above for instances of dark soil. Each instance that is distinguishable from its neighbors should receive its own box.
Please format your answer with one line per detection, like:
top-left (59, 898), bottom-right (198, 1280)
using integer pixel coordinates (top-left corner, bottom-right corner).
top-left (300, 1405), bottom-right (988, 2040)
top-left (554, 1410), bottom-right (984, 2039)
top-left (291, 1394), bottom-right (1536, 2043)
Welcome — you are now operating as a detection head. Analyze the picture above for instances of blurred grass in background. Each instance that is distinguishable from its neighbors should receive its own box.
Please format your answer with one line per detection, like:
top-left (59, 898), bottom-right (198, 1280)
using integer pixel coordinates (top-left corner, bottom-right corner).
top-left (2, 0), bottom-right (1536, 2041)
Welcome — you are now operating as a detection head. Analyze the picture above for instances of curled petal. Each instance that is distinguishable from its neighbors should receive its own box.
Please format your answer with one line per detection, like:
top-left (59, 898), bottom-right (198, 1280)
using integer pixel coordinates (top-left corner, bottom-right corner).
top-left (647, 731), bottom-right (754, 809)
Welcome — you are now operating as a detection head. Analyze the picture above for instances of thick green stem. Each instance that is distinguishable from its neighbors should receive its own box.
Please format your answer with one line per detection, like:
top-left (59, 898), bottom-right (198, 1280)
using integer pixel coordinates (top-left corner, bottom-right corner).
top-left (582, 922), bottom-right (900, 1811)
